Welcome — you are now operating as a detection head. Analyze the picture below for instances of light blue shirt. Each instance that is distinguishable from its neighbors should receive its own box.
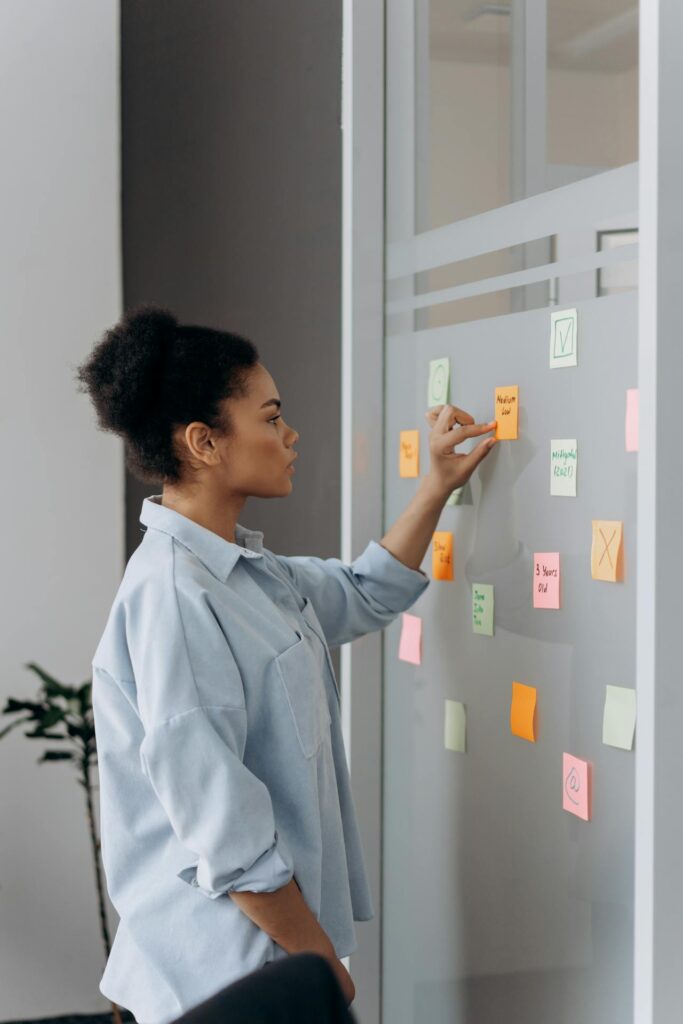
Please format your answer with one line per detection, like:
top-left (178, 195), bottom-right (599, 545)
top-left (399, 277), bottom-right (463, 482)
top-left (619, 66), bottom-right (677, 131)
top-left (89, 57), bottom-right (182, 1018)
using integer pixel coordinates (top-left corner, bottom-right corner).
top-left (92, 495), bottom-right (429, 1023)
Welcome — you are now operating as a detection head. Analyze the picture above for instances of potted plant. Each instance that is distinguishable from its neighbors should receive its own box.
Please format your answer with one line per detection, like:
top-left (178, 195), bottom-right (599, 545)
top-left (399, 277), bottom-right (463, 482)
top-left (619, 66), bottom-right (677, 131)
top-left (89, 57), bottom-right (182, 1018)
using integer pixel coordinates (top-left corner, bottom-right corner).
top-left (1, 662), bottom-right (123, 1024)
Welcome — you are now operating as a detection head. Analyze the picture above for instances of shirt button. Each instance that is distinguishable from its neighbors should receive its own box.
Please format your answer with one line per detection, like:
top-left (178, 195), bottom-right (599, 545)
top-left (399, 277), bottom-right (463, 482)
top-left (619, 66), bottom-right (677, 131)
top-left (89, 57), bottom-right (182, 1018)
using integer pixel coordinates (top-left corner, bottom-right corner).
top-left (191, 878), bottom-right (199, 887)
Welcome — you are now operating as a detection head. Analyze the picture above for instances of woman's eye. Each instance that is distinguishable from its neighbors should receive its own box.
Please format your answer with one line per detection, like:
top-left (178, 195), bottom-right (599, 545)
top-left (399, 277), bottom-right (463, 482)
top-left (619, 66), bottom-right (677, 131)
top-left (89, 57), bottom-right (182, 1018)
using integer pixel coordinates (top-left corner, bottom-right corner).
top-left (269, 414), bottom-right (282, 424)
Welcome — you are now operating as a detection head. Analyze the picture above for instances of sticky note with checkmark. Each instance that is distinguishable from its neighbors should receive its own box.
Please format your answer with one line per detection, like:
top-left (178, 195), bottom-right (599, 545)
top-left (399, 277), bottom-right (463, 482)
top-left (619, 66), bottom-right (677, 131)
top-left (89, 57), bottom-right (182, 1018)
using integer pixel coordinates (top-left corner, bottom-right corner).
top-left (591, 520), bottom-right (624, 582)
top-left (549, 308), bottom-right (578, 368)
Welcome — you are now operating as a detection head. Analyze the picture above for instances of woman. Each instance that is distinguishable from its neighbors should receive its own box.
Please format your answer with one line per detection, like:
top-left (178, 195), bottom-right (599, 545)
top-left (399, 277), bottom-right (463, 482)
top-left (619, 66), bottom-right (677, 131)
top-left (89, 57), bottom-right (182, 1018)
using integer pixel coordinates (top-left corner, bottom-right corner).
top-left (75, 306), bottom-right (496, 1024)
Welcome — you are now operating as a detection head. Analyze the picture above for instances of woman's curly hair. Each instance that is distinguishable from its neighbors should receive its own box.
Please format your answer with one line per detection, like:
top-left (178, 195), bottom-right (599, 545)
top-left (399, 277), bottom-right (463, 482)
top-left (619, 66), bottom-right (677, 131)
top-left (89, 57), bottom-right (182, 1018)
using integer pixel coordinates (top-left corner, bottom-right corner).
top-left (75, 305), bottom-right (259, 484)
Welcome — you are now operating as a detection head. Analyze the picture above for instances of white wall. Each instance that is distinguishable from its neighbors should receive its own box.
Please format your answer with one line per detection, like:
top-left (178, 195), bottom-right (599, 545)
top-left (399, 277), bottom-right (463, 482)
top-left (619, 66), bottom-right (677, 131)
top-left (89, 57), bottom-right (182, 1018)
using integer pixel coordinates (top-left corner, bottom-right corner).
top-left (0, 2), bottom-right (123, 1018)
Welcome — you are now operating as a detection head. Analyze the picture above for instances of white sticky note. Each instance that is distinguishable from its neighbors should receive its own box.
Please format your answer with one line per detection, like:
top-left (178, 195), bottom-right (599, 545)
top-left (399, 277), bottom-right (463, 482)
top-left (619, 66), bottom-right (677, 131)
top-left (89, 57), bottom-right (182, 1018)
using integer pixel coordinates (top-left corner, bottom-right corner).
top-left (602, 685), bottom-right (636, 750)
top-left (550, 439), bottom-right (578, 496)
top-left (549, 308), bottom-right (578, 368)
top-left (444, 699), bottom-right (466, 753)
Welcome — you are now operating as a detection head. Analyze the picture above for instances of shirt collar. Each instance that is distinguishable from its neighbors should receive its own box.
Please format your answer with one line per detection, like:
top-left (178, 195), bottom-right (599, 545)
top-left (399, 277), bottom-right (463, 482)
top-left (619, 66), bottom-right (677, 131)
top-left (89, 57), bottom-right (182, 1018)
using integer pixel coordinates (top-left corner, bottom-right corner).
top-left (139, 495), bottom-right (264, 583)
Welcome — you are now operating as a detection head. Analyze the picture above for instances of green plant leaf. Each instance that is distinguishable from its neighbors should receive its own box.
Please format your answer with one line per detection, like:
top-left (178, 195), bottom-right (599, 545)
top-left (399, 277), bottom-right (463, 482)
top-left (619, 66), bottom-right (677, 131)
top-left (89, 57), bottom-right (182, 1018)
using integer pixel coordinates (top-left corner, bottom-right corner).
top-left (0, 716), bottom-right (33, 740)
top-left (24, 662), bottom-right (78, 699)
top-left (2, 698), bottom-right (45, 716)
top-left (38, 750), bottom-right (73, 763)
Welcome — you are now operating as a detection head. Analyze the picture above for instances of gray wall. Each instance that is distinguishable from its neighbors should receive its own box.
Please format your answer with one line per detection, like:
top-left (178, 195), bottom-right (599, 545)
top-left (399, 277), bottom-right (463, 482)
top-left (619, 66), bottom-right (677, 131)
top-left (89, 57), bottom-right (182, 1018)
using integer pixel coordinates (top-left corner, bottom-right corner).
top-left (121, 0), bottom-right (343, 569)
top-left (0, 1), bottom-right (123, 1018)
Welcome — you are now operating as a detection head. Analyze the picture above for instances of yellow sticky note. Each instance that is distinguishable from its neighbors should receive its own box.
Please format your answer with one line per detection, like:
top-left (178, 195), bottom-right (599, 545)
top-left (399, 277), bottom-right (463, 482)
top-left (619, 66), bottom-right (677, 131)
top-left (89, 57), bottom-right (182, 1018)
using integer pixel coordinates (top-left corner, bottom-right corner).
top-left (495, 385), bottom-right (519, 440)
top-left (399, 430), bottom-right (420, 478)
top-left (511, 681), bottom-right (537, 742)
top-left (591, 520), bottom-right (624, 582)
top-left (432, 531), bottom-right (454, 580)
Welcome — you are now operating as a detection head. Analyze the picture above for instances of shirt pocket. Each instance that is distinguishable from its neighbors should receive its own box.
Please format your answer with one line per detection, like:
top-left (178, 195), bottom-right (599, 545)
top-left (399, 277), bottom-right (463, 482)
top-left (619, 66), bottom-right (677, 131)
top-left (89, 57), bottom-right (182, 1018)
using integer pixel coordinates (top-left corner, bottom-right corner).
top-left (274, 631), bottom-right (331, 758)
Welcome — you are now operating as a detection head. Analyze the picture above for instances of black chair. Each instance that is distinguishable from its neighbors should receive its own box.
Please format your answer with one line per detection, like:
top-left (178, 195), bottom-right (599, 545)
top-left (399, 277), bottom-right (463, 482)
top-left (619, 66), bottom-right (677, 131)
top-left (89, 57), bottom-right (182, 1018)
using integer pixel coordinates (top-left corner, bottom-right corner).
top-left (168, 953), bottom-right (358, 1024)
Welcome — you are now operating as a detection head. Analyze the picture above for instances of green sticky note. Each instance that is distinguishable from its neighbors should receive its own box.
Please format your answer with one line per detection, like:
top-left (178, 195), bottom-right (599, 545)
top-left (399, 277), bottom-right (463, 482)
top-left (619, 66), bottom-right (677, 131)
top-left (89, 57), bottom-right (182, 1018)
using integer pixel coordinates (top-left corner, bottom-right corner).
top-left (446, 481), bottom-right (472, 506)
top-left (472, 583), bottom-right (494, 636)
top-left (428, 357), bottom-right (450, 407)
top-left (444, 699), bottom-right (466, 752)
top-left (602, 685), bottom-right (636, 750)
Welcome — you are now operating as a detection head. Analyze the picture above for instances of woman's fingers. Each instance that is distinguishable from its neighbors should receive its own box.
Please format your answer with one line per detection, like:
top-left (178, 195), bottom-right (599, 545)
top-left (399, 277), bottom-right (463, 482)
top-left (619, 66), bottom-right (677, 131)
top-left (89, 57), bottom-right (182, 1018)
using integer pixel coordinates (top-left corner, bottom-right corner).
top-left (459, 434), bottom-right (497, 472)
top-left (427, 403), bottom-right (475, 434)
top-left (435, 419), bottom-right (496, 454)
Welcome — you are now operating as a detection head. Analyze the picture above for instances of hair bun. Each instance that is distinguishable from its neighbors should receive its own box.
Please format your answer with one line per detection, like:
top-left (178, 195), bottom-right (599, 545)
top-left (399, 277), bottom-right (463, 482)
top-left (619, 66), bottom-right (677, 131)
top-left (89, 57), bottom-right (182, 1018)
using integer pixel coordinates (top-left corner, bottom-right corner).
top-left (75, 303), bottom-right (180, 439)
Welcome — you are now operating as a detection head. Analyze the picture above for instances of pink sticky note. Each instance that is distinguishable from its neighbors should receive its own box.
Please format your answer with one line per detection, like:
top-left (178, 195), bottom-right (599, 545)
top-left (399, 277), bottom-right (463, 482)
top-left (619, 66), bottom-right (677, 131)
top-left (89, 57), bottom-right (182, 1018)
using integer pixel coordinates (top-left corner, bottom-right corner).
top-left (398, 613), bottom-right (422, 665)
top-left (533, 552), bottom-right (561, 609)
top-left (626, 388), bottom-right (639, 452)
top-left (563, 753), bottom-right (592, 821)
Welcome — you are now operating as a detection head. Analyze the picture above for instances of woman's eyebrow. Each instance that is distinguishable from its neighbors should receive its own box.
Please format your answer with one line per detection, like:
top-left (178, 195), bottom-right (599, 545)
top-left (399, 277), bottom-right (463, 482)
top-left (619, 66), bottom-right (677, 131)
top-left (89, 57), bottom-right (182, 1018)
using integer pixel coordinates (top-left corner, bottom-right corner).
top-left (260, 398), bottom-right (282, 410)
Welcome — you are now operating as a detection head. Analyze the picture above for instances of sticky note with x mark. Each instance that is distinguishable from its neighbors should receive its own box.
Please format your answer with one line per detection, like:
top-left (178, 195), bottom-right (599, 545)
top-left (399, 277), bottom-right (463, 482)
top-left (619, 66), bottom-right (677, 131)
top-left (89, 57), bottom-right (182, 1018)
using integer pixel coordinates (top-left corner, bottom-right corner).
top-left (591, 520), bottom-right (624, 582)
top-left (399, 430), bottom-right (420, 477)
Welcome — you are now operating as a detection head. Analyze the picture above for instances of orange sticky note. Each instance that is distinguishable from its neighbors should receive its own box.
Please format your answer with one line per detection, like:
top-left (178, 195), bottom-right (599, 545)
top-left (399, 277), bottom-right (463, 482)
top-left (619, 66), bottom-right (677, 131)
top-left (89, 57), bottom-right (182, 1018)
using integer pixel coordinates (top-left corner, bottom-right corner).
top-left (563, 753), bottom-right (592, 821)
top-left (398, 613), bottom-right (422, 665)
top-left (591, 520), bottom-right (624, 582)
top-left (510, 682), bottom-right (537, 742)
top-left (495, 385), bottom-right (519, 439)
top-left (399, 430), bottom-right (420, 477)
top-left (432, 531), bottom-right (454, 580)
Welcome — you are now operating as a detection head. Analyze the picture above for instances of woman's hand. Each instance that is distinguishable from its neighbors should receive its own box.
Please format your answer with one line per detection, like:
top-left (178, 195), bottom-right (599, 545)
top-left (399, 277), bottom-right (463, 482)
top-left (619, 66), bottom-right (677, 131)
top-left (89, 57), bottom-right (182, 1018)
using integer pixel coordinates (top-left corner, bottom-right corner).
top-left (424, 403), bottom-right (497, 500)
top-left (329, 957), bottom-right (356, 1006)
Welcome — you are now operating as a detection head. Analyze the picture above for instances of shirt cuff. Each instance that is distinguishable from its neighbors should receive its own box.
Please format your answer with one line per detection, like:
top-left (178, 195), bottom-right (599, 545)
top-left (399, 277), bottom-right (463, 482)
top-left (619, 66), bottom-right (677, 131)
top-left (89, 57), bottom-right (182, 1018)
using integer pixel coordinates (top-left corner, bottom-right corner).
top-left (177, 831), bottom-right (294, 899)
top-left (351, 539), bottom-right (430, 614)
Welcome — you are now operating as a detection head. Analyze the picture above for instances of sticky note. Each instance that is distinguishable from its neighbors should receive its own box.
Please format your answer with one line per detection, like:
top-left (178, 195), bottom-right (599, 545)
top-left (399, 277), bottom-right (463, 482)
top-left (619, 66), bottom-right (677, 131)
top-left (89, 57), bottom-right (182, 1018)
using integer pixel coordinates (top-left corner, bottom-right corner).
top-left (533, 552), bottom-right (561, 609)
top-left (446, 482), bottom-right (472, 506)
top-left (398, 613), bottom-right (422, 665)
top-left (495, 385), bottom-right (519, 440)
top-left (510, 682), bottom-right (537, 742)
top-left (428, 357), bottom-right (450, 408)
top-left (472, 583), bottom-right (494, 635)
top-left (549, 308), bottom-right (578, 368)
top-left (399, 430), bottom-right (420, 477)
top-left (626, 389), bottom-right (639, 452)
top-left (602, 685), bottom-right (636, 750)
top-left (444, 699), bottom-right (466, 752)
top-left (562, 753), bottom-right (591, 821)
top-left (591, 520), bottom-right (624, 582)
top-left (432, 531), bottom-right (454, 581)
top-left (550, 439), bottom-right (577, 496)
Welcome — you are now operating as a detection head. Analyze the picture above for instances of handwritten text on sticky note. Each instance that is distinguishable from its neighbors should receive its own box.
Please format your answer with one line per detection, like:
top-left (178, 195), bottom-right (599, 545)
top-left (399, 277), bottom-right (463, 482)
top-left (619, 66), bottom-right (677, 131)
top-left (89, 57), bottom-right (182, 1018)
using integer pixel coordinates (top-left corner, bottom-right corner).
top-left (495, 385), bottom-right (519, 440)
top-left (399, 430), bottom-right (420, 478)
top-left (550, 439), bottom-right (577, 496)
top-left (432, 531), bottom-right (454, 581)
top-left (472, 583), bottom-right (494, 635)
top-left (533, 552), bottom-right (561, 609)
top-left (511, 682), bottom-right (537, 742)
top-left (591, 520), bottom-right (624, 582)
top-left (550, 308), bottom-right (578, 368)
top-left (398, 613), bottom-right (422, 665)
top-left (563, 753), bottom-right (591, 820)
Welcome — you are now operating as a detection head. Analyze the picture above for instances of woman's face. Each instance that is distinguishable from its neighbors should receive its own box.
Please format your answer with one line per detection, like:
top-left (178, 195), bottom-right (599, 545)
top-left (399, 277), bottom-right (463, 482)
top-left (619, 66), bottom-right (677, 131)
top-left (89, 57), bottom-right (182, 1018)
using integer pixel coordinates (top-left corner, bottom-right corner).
top-left (214, 361), bottom-right (299, 498)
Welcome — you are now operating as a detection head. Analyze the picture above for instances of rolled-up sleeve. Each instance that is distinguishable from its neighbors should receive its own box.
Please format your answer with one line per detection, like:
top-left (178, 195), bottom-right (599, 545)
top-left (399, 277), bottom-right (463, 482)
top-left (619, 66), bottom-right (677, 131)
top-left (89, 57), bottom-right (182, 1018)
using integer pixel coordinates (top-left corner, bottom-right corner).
top-left (125, 557), bottom-right (294, 899)
top-left (274, 539), bottom-right (430, 648)
top-left (140, 708), bottom-right (293, 899)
